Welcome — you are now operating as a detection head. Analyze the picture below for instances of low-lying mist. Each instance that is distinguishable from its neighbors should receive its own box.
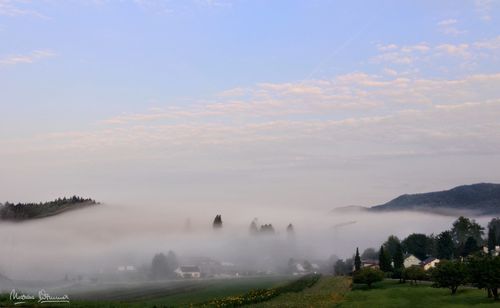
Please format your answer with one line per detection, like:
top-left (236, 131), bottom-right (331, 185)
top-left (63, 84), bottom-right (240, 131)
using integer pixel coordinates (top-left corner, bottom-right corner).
top-left (0, 202), bottom-right (493, 290)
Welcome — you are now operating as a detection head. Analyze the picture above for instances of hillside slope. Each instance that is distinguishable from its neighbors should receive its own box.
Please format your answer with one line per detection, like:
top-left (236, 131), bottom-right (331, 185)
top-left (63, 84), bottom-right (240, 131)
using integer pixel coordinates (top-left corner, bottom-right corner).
top-left (370, 183), bottom-right (500, 215)
top-left (0, 196), bottom-right (98, 221)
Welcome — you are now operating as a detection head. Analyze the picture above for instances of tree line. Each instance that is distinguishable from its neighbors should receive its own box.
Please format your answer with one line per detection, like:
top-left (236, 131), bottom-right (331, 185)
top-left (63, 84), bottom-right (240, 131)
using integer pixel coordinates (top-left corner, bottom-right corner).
top-left (0, 196), bottom-right (97, 220)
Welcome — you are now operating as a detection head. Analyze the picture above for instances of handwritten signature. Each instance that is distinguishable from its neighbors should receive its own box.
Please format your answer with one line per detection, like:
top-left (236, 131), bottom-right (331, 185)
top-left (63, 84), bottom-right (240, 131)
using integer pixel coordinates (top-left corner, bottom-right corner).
top-left (10, 289), bottom-right (70, 305)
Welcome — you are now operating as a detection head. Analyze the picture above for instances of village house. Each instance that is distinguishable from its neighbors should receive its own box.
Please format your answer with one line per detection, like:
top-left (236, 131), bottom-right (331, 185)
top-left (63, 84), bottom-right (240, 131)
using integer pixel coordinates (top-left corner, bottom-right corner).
top-left (403, 254), bottom-right (421, 268)
top-left (176, 266), bottom-right (201, 279)
top-left (362, 260), bottom-right (379, 269)
top-left (351, 260), bottom-right (379, 272)
top-left (420, 257), bottom-right (440, 270)
top-left (482, 245), bottom-right (500, 256)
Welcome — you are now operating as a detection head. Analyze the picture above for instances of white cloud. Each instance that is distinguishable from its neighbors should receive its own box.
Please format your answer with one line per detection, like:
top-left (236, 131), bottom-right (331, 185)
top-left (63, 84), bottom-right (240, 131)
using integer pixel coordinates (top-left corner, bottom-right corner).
top-left (437, 19), bottom-right (457, 26)
top-left (435, 43), bottom-right (470, 57)
top-left (437, 18), bottom-right (466, 36)
top-left (0, 49), bottom-right (56, 66)
top-left (475, 0), bottom-right (493, 21)
top-left (0, 0), bottom-right (47, 18)
top-left (372, 35), bottom-right (500, 71)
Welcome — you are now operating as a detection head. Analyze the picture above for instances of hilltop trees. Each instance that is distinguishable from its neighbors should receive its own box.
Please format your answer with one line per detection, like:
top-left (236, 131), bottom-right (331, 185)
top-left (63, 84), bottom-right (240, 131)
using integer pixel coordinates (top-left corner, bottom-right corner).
top-left (213, 215), bottom-right (223, 229)
top-left (260, 224), bottom-right (275, 234)
top-left (286, 224), bottom-right (295, 238)
top-left (0, 196), bottom-right (97, 221)
top-left (249, 219), bottom-right (259, 235)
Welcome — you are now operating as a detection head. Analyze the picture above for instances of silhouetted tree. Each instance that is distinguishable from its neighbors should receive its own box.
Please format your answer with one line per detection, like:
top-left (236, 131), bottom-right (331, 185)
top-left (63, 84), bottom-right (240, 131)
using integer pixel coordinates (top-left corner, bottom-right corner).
top-left (436, 231), bottom-right (455, 260)
top-left (462, 236), bottom-right (479, 257)
top-left (334, 259), bottom-right (347, 276)
top-left (166, 250), bottom-right (179, 277)
top-left (403, 265), bottom-right (426, 284)
top-left (488, 225), bottom-right (497, 253)
top-left (361, 248), bottom-right (378, 260)
top-left (353, 268), bottom-right (384, 288)
top-left (259, 224), bottom-right (275, 234)
top-left (379, 246), bottom-right (392, 272)
top-left (467, 253), bottom-right (500, 300)
top-left (151, 253), bottom-right (168, 279)
top-left (488, 218), bottom-right (500, 244)
top-left (213, 214), bottom-right (223, 229)
top-left (354, 248), bottom-right (361, 271)
top-left (303, 260), bottom-right (313, 272)
top-left (383, 235), bottom-right (401, 259)
top-left (402, 233), bottom-right (432, 260)
top-left (392, 242), bottom-right (405, 281)
top-left (431, 260), bottom-right (468, 295)
top-left (286, 223), bottom-right (295, 238)
top-left (249, 219), bottom-right (259, 235)
top-left (451, 216), bottom-right (483, 254)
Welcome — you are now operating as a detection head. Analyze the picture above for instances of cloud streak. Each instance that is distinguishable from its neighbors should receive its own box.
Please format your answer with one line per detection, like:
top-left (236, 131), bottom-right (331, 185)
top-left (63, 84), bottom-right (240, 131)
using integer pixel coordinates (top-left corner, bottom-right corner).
top-left (0, 49), bottom-right (56, 66)
top-left (0, 0), bottom-right (47, 18)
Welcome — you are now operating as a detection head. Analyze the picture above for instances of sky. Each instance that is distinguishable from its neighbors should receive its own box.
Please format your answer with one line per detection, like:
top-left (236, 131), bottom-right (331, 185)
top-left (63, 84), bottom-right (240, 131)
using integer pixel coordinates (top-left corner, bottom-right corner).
top-left (1, 0), bottom-right (500, 210)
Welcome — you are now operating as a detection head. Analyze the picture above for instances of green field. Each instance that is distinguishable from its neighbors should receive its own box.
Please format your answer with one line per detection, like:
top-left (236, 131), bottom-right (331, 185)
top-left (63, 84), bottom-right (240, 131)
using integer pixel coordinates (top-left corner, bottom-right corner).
top-left (1, 276), bottom-right (291, 308)
top-left (339, 279), bottom-right (500, 308)
top-left (3, 276), bottom-right (500, 307)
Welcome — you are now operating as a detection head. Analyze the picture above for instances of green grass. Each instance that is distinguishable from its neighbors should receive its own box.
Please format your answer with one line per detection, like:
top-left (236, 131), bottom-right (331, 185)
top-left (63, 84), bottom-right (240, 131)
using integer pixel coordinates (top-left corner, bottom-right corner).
top-left (251, 276), bottom-right (350, 307)
top-left (338, 279), bottom-right (500, 308)
top-left (4, 277), bottom-right (500, 307)
top-left (250, 277), bottom-right (500, 308)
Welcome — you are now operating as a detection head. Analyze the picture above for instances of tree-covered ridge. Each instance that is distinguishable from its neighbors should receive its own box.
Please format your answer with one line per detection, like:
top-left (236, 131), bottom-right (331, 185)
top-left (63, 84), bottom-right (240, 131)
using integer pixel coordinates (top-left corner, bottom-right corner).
top-left (371, 183), bottom-right (500, 215)
top-left (0, 196), bottom-right (98, 221)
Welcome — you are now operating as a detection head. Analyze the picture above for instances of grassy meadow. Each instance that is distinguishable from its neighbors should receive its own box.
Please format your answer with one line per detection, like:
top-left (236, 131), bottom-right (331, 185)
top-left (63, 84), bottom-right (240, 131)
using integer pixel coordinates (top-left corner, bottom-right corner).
top-left (3, 276), bottom-right (500, 307)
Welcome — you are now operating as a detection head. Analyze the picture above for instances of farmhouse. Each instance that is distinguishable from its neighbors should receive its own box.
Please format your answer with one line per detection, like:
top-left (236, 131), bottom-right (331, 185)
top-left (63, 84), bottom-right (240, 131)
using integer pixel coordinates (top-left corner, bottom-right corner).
top-left (403, 254), bottom-right (421, 268)
top-left (482, 245), bottom-right (500, 256)
top-left (361, 260), bottom-right (379, 269)
top-left (176, 266), bottom-right (201, 279)
top-left (420, 257), bottom-right (440, 270)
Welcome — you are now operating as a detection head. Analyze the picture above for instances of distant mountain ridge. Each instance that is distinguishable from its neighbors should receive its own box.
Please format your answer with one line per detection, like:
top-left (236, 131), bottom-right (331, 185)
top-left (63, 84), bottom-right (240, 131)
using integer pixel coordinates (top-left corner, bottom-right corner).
top-left (370, 183), bottom-right (500, 215)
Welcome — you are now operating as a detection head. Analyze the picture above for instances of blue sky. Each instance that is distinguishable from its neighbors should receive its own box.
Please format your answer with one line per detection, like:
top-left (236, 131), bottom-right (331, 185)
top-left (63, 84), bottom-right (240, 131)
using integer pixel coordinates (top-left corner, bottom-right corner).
top-left (1, 0), bottom-right (500, 208)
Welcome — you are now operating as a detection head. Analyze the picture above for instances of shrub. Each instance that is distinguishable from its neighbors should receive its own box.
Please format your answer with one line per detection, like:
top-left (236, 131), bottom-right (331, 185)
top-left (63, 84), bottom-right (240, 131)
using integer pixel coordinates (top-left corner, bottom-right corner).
top-left (403, 265), bottom-right (427, 284)
top-left (200, 274), bottom-right (321, 307)
top-left (352, 268), bottom-right (384, 288)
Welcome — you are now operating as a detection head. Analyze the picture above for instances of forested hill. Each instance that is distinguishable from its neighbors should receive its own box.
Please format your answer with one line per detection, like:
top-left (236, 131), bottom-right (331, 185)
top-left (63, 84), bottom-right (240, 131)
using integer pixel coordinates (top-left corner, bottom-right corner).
top-left (370, 183), bottom-right (500, 215)
top-left (0, 196), bottom-right (98, 221)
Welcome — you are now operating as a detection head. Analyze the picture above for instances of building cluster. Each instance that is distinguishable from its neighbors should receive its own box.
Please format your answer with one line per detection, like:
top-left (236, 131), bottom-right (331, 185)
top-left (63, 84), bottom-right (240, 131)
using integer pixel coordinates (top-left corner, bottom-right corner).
top-left (359, 254), bottom-right (440, 271)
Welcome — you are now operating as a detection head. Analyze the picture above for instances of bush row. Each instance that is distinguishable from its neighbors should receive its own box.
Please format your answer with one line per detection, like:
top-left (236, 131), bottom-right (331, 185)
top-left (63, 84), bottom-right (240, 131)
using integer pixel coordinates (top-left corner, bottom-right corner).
top-left (199, 274), bottom-right (321, 307)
